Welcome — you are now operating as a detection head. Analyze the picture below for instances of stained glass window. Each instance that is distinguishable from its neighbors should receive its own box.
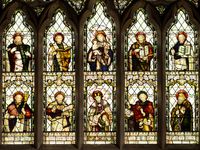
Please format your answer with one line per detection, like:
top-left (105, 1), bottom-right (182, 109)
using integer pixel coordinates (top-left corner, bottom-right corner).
top-left (2, 0), bottom-right (12, 8)
top-left (1, 0), bottom-right (200, 148)
top-left (125, 9), bottom-right (157, 71)
top-left (84, 2), bottom-right (116, 144)
top-left (2, 0), bottom-right (35, 8)
top-left (166, 72), bottom-right (199, 144)
top-left (84, 72), bottom-right (116, 144)
top-left (43, 9), bottom-right (75, 144)
top-left (84, 2), bottom-right (115, 72)
top-left (43, 73), bottom-right (75, 144)
top-left (114, 0), bottom-right (132, 14)
top-left (156, 5), bottom-right (166, 15)
top-left (3, 11), bottom-right (34, 72)
top-left (166, 8), bottom-right (199, 144)
top-left (166, 9), bottom-right (198, 71)
top-left (188, 0), bottom-right (198, 7)
top-left (2, 10), bottom-right (34, 144)
top-left (44, 10), bottom-right (74, 72)
top-left (67, 0), bottom-right (86, 14)
top-left (125, 72), bottom-right (157, 144)
top-left (125, 9), bottom-right (157, 144)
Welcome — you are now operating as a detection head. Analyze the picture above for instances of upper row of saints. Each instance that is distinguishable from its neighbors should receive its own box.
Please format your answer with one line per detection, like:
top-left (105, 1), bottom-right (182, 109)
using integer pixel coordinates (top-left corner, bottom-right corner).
top-left (5, 30), bottom-right (193, 72)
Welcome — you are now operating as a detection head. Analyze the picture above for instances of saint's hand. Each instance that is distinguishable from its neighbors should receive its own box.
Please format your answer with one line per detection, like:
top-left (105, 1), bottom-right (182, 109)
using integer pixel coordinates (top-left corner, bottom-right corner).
top-left (93, 115), bottom-right (99, 124)
top-left (175, 110), bottom-right (180, 115)
top-left (10, 47), bottom-right (17, 53)
top-left (134, 48), bottom-right (140, 53)
top-left (25, 51), bottom-right (31, 57)
top-left (22, 108), bottom-right (26, 115)
top-left (142, 56), bottom-right (148, 61)
top-left (171, 49), bottom-right (175, 55)
top-left (57, 105), bottom-right (65, 110)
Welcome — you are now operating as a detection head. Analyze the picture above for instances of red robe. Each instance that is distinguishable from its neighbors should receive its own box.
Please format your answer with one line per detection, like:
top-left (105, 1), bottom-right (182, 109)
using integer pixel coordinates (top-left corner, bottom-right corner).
top-left (130, 100), bottom-right (154, 131)
top-left (7, 101), bottom-right (32, 132)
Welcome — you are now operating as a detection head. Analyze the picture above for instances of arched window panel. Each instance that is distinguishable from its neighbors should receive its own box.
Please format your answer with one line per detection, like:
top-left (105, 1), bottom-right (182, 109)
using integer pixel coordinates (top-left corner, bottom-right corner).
top-left (166, 8), bottom-right (198, 71)
top-left (125, 72), bottom-right (157, 144)
top-left (43, 73), bottom-right (75, 144)
top-left (2, 10), bottom-right (34, 73)
top-left (2, 73), bottom-right (34, 144)
top-left (67, 0), bottom-right (86, 14)
top-left (114, 0), bottom-right (133, 14)
top-left (1, 9), bottom-right (35, 144)
top-left (125, 9), bottom-right (157, 71)
top-left (43, 9), bottom-right (75, 144)
top-left (84, 2), bottom-right (115, 72)
top-left (84, 72), bottom-right (116, 144)
top-left (124, 8), bottom-right (157, 144)
top-left (166, 72), bottom-right (199, 144)
top-left (44, 9), bottom-right (75, 72)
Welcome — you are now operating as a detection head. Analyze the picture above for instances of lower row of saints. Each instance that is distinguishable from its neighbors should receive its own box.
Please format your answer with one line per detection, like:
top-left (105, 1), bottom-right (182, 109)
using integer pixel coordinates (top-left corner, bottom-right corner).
top-left (4, 89), bottom-right (192, 132)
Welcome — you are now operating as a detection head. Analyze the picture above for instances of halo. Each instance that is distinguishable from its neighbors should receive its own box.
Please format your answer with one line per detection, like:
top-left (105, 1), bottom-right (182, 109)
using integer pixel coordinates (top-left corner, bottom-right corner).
top-left (89, 24), bottom-right (112, 41)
